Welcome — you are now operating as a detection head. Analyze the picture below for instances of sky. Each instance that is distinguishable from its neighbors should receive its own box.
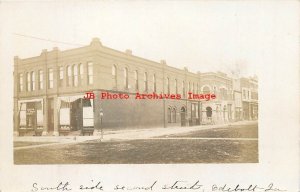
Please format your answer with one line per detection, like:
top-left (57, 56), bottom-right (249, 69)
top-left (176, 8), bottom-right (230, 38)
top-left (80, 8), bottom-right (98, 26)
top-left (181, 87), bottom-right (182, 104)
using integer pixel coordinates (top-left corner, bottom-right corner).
top-left (0, 1), bottom-right (298, 78)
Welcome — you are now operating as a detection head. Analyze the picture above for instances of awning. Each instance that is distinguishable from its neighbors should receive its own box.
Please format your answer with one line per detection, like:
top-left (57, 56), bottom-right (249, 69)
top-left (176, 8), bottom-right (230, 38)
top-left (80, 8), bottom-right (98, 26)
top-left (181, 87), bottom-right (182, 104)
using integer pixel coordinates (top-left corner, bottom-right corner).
top-left (58, 95), bottom-right (85, 102)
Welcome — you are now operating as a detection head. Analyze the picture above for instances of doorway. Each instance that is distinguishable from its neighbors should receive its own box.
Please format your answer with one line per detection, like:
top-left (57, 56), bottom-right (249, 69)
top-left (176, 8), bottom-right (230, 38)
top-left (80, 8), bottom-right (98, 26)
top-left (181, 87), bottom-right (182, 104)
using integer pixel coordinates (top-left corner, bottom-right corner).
top-left (180, 106), bottom-right (186, 127)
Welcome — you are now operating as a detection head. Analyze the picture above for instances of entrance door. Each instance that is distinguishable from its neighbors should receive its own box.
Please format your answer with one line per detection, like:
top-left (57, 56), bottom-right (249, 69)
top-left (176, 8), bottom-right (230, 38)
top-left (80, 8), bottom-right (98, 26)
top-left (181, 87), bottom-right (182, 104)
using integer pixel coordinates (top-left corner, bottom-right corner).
top-left (180, 107), bottom-right (186, 127)
top-left (70, 99), bottom-right (83, 131)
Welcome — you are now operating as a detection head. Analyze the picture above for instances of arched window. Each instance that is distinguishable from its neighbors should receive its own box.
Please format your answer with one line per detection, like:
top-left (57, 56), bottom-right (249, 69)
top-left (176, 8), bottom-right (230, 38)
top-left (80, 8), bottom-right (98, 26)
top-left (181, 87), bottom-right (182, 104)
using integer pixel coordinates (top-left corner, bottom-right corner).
top-left (172, 108), bottom-right (176, 123)
top-left (67, 65), bottom-right (72, 86)
top-left (134, 70), bottom-right (138, 90)
top-left (206, 106), bottom-right (212, 118)
top-left (220, 88), bottom-right (227, 99)
top-left (166, 77), bottom-right (170, 94)
top-left (87, 62), bottom-right (93, 85)
top-left (153, 74), bottom-right (156, 92)
top-left (31, 71), bottom-right (35, 91)
top-left (19, 73), bottom-right (23, 92)
top-left (192, 82), bottom-right (195, 93)
top-left (73, 64), bottom-right (78, 87)
top-left (59, 67), bottom-right (63, 87)
top-left (182, 81), bottom-right (186, 98)
top-left (48, 68), bottom-right (53, 89)
top-left (124, 67), bottom-right (128, 89)
top-left (144, 72), bottom-right (148, 91)
top-left (79, 64), bottom-right (83, 85)
top-left (38, 70), bottom-right (43, 90)
top-left (27, 72), bottom-right (31, 91)
top-left (203, 86), bottom-right (210, 94)
top-left (112, 65), bottom-right (117, 88)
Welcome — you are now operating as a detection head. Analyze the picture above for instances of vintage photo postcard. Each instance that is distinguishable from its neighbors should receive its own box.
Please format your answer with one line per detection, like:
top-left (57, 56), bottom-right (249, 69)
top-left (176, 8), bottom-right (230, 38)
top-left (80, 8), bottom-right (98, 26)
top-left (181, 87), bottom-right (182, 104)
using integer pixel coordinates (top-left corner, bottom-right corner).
top-left (0, 1), bottom-right (299, 192)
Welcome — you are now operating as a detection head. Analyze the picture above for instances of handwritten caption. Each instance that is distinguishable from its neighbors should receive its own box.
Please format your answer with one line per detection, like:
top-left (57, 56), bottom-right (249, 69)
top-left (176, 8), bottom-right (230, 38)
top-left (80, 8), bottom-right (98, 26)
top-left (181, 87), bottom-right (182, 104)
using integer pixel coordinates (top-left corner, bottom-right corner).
top-left (30, 180), bottom-right (286, 192)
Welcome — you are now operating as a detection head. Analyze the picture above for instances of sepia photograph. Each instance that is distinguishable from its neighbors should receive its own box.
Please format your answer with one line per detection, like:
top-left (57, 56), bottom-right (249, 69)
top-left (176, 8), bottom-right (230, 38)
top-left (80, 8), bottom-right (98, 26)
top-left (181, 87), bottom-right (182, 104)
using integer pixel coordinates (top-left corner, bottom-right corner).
top-left (10, 2), bottom-right (259, 164)
top-left (0, 1), bottom-right (298, 192)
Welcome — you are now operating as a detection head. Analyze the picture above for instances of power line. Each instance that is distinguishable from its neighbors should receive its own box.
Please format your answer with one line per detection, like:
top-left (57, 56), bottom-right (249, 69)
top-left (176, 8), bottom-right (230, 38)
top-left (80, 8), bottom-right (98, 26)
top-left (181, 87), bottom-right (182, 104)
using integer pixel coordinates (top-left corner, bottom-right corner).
top-left (13, 33), bottom-right (84, 47)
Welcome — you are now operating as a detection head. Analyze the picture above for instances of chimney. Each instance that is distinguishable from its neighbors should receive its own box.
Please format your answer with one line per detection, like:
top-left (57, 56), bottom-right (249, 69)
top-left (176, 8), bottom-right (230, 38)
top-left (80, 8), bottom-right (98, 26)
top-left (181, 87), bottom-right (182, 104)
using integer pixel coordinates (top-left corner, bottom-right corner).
top-left (90, 37), bottom-right (102, 47)
top-left (125, 49), bottom-right (132, 55)
top-left (160, 60), bottom-right (166, 65)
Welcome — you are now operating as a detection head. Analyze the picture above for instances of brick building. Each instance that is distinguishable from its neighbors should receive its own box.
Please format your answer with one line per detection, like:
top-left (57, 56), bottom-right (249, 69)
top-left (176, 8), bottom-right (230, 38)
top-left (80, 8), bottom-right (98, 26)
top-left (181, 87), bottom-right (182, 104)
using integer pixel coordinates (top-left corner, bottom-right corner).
top-left (13, 38), bottom-right (257, 136)
top-left (240, 77), bottom-right (258, 120)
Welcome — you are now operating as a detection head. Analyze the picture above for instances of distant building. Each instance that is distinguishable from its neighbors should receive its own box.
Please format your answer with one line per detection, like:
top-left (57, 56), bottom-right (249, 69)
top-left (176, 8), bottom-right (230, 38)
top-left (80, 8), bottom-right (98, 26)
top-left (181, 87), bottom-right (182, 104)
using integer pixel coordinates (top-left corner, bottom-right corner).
top-left (199, 72), bottom-right (235, 124)
top-left (13, 38), bottom-right (258, 136)
top-left (240, 77), bottom-right (258, 120)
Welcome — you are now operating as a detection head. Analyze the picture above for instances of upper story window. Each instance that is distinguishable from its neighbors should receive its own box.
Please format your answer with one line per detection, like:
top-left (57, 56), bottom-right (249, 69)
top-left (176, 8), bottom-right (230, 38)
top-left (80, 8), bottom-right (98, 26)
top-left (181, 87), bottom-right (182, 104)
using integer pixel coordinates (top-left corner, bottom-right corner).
top-left (79, 64), bottom-right (83, 85)
top-left (19, 73), bottom-right (23, 92)
top-left (144, 72), bottom-right (148, 91)
top-left (87, 62), bottom-right (93, 85)
top-left (192, 82), bottom-right (195, 93)
top-left (188, 82), bottom-right (191, 92)
top-left (67, 65), bottom-right (72, 87)
top-left (175, 79), bottom-right (178, 94)
top-left (203, 86), bottom-right (210, 94)
top-left (220, 88), bottom-right (227, 99)
top-left (166, 77), bottom-right (170, 94)
top-left (48, 68), bottom-right (53, 89)
top-left (197, 83), bottom-right (199, 94)
top-left (38, 70), bottom-right (43, 90)
top-left (134, 70), bottom-right (138, 90)
top-left (59, 67), bottom-right (63, 87)
top-left (182, 81), bottom-right (186, 98)
top-left (31, 71), bottom-right (35, 91)
top-left (153, 74), bottom-right (156, 92)
top-left (73, 64), bottom-right (78, 87)
top-left (27, 72), bottom-right (31, 91)
top-left (124, 67), bottom-right (129, 89)
top-left (112, 65), bottom-right (117, 88)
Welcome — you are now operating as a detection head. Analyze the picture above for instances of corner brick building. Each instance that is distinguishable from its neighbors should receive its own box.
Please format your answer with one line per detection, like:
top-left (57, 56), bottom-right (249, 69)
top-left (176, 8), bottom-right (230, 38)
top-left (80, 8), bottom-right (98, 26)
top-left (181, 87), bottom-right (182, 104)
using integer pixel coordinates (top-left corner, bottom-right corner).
top-left (13, 38), bottom-right (258, 136)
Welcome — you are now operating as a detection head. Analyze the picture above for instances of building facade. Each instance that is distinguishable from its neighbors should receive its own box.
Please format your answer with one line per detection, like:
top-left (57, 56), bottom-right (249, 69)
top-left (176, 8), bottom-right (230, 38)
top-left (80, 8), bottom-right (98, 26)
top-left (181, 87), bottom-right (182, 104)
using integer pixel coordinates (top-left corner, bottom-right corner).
top-left (240, 77), bottom-right (259, 120)
top-left (13, 38), bottom-right (258, 136)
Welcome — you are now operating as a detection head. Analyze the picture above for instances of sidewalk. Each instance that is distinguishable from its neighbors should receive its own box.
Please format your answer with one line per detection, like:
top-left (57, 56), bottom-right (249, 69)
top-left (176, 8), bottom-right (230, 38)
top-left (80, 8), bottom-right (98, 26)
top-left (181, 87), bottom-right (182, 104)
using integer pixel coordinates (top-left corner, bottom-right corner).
top-left (14, 120), bottom-right (257, 150)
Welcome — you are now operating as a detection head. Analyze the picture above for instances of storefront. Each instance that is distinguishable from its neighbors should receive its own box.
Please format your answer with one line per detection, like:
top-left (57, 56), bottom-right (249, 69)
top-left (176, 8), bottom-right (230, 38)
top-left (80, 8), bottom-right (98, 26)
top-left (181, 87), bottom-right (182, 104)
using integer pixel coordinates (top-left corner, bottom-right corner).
top-left (58, 95), bottom-right (94, 136)
top-left (18, 98), bottom-right (43, 136)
